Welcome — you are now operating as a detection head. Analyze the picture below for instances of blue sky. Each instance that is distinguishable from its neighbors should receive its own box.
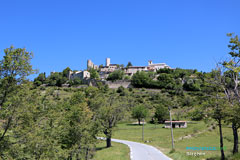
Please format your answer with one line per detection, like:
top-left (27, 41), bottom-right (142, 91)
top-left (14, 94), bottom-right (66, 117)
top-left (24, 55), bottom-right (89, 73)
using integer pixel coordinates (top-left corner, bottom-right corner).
top-left (0, 0), bottom-right (239, 78)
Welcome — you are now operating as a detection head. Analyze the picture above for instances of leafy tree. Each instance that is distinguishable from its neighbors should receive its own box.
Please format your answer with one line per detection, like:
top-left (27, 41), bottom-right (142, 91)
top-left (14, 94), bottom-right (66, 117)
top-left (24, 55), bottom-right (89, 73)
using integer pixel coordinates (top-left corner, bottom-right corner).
top-left (59, 101), bottom-right (98, 159)
top-left (154, 104), bottom-right (168, 123)
top-left (189, 107), bottom-right (204, 121)
top-left (222, 33), bottom-right (240, 154)
top-left (157, 68), bottom-right (173, 74)
top-left (157, 73), bottom-right (176, 89)
top-left (207, 97), bottom-right (227, 160)
top-left (62, 67), bottom-right (71, 78)
top-left (85, 86), bottom-right (99, 98)
top-left (131, 71), bottom-right (151, 88)
top-left (126, 62), bottom-right (133, 68)
top-left (34, 72), bottom-right (46, 86)
top-left (97, 94), bottom-right (126, 147)
top-left (132, 105), bottom-right (148, 125)
top-left (46, 72), bottom-right (67, 87)
top-left (69, 77), bottom-right (82, 86)
top-left (89, 68), bottom-right (99, 79)
top-left (107, 70), bottom-right (124, 81)
top-left (0, 46), bottom-right (35, 150)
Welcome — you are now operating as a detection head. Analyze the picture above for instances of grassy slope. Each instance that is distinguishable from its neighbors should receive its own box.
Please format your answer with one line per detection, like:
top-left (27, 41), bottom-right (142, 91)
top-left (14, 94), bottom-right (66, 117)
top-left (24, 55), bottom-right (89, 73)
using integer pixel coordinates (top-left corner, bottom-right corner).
top-left (94, 141), bottom-right (130, 160)
top-left (38, 87), bottom-right (237, 160)
top-left (111, 122), bottom-right (234, 160)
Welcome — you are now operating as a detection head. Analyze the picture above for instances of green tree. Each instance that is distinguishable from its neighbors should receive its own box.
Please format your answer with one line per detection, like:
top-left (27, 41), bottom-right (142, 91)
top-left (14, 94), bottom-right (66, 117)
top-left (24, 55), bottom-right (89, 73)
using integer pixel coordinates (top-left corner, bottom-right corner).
top-left (97, 94), bottom-right (126, 147)
top-left (69, 77), bottom-right (82, 86)
top-left (34, 72), bottom-right (46, 86)
top-left (0, 46), bottom-right (35, 145)
top-left (207, 97), bottom-right (227, 160)
top-left (154, 104), bottom-right (169, 123)
top-left (157, 73), bottom-right (176, 89)
top-left (62, 67), bottom-right (71, 78)
top-left (0, 46), bottom-right (36, 157)
top-left (126, 61), bottom-right (133, 68)
top-left (59, 101), bottom-right (98, 159)
top-left (89, 68), bottom-right (99, 79)
top-left (132, 105), bottom-right (148, 125)
top-left (131, 71), bottom-right (151, 88)
top-left (222, 33), bottom-right (240, 154)
top-left (107, 70), bottom-right (124, 81)
top-left (46, 72), bottom-right (67, 87)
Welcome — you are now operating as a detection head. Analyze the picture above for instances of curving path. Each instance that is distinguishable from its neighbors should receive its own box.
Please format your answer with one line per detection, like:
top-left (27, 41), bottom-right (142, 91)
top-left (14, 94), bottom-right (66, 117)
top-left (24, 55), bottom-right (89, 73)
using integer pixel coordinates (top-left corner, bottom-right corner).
top-left (99, 137), bottom-right (172, 160)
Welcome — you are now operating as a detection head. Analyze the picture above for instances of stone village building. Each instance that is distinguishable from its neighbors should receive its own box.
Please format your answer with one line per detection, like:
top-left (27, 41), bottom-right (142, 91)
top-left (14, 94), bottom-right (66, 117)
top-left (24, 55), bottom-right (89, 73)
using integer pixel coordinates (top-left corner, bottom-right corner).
top-left (68, 58), bottom-right (171, 81)
top-left (68, 70), bottom-right (90, 80)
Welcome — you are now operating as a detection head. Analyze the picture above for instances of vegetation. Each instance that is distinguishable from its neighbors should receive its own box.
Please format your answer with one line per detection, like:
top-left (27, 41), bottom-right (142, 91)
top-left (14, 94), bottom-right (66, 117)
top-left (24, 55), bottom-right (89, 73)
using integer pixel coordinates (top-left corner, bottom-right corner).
top-left (94, 141), bottom-right (130, 160)
top-left (107, 70), bottom-right (124, 81)
top-left (89, 68), bottom-right (100, 79)
top-left (126, 62), bottom-right (132, 68)
top-left (131, 105), bottom-right (148, 125)
top-left (154, 104), bottom-right (169, 123)
top-left (1, 33), bottom-right (240, 160)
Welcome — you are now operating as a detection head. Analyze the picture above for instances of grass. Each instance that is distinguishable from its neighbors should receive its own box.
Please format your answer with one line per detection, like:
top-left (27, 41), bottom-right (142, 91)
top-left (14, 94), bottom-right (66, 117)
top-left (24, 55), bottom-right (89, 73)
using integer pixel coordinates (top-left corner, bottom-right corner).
top-left (94, 140), bottom-right (130, 160)
top-left (110, 121), bottom-right (235, 160)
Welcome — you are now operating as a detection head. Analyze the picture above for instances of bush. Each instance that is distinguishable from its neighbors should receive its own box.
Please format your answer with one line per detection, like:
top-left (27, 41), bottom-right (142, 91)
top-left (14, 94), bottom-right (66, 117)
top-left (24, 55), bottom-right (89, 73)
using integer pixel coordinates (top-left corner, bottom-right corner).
top-left (183, 79), bottom-right (201, 91)
top-left (117, 86), bottom-right (126, 96)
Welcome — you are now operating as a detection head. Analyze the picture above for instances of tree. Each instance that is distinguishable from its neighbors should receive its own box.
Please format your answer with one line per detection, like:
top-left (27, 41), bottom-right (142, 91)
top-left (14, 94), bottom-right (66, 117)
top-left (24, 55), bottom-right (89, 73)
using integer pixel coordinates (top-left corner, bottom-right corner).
top-left (157, 73), bottom-right (176, 89)
top-left (126, 62), bottom-right (132, 68)
top-left (131, 71), bottom-right (151, 88)
top-left (69, 77), bottom-right (82, 86)
top-left (222, 33), bottom-right (240, 154)
top-left (97, 94), bottom-right (126, 147)
top-left (157, 68), bottom-right (173, 74)
top-left (89, 68), bottom-right (99, 79)
top-left (62, 67), bottom-right (71, 78)
top-left (59, 101), bottom-right (98, 159)
top-left (208, 97), bottom-right (227, 160)
top-left (154, 104), bottom-right (169, 123)
top-left (204, 68), bottom-right (227, 160)
top-left (107, 70), bottom-right (124, 81)
top-left (132, 105), bottom-right (148, 125)
top-left (0, 46), bottom-right (35, 145)
top-left (45, 72), bottom-right (67, 87)
top-left (34, 72), bottom-right (46, 86)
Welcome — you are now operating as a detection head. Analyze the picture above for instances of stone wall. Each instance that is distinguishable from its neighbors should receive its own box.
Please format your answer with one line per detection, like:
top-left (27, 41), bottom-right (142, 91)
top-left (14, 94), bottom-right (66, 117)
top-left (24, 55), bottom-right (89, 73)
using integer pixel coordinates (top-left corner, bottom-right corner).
top-left (83, 79), bottom-right (132, 89)
top-left (104, 80), bottom-right (132, 89)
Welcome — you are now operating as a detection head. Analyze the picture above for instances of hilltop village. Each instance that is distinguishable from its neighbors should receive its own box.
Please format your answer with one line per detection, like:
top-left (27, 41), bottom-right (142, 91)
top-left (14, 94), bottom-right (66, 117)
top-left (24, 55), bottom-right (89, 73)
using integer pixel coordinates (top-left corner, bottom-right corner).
top-left (68, 58), bottom-right (171, 82)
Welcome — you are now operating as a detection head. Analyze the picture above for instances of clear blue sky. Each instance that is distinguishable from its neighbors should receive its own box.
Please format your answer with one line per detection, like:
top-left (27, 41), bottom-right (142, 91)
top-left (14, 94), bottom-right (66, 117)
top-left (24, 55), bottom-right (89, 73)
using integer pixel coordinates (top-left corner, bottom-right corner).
top-left (0, 0), bottom-right (239, 79)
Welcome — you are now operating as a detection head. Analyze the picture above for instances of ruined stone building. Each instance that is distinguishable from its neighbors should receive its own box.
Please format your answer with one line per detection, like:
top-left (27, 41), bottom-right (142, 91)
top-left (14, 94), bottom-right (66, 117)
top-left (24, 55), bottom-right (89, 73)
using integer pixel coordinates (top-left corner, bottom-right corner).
top-left (87, 59), bottom-right (98, 70)
top-left (164, 121), bottom-right (187, 128)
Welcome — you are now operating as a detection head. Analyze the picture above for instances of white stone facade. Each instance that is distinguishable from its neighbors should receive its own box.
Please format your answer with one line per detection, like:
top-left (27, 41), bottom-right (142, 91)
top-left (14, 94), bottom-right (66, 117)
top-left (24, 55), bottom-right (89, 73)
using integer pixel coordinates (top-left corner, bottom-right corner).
top-left (69, 70), bottom-right (90, 80)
